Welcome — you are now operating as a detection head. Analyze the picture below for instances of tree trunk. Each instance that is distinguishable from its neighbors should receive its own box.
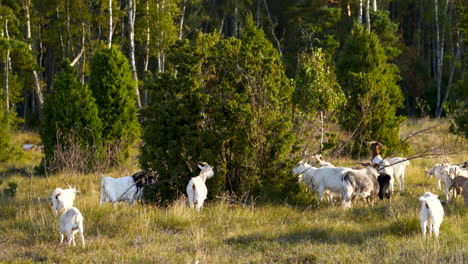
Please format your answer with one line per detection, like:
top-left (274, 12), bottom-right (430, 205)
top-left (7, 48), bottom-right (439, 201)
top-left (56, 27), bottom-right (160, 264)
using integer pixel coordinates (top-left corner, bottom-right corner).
top-left (358, 0), bottom-right (363, 25)
top-left (128, 0), bottom-right (142, 107)
top-left (373, 0), bottom-right (377, 11)
top-left (435, 0), bottom-right (449, 117)
top-left (25, 0), bottom-right (44, 108)
top-left (66, 0), bottom-right (70, 57)
top-left (233, 0), bottom-right (238, 37)
top-left (4, 20), bottom-right (10, 114)
top-left (366, 0), bottom-right (371, 31)
top-left (108, 0), bottom-right (113, 49)
top-left (179, 0), bottom-right (186, 40)
top-left (263, 0), bottom-right (282, 57)
top-left (319, 111), bottom-right (324, 152)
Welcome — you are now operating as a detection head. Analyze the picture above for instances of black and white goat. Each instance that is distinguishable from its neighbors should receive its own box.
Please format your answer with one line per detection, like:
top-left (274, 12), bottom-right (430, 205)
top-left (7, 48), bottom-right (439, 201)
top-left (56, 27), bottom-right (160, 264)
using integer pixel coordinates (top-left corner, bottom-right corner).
top-left (100, 170), bottom-right (156, 208)
top-left (370, 141), bottom-right (410, 191)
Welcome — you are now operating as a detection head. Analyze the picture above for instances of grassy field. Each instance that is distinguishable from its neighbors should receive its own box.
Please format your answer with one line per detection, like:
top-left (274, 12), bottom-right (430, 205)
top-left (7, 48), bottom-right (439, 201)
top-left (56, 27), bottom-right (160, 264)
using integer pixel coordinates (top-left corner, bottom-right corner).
top-left (0, 119), bottom-right (467, 263)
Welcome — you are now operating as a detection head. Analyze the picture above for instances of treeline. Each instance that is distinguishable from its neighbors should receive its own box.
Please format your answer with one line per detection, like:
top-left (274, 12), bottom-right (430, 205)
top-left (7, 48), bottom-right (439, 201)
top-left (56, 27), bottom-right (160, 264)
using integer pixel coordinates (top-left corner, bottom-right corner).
top-left (0, 1), bottom-right (467, 201)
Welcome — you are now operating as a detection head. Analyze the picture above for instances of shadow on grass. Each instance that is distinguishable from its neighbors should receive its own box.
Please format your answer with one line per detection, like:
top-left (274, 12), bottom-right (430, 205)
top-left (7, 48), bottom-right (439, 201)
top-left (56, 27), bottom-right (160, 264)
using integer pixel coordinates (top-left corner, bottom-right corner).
top-left (226, 218), bottom-right (420, 247)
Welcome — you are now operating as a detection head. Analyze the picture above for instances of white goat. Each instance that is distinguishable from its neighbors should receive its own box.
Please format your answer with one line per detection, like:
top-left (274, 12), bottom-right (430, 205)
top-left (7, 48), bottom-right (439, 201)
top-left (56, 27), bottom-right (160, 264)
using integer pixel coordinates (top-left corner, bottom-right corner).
top-left (59, 207), bottom-right (85, 247)
top-left (292, 160), bottom-right (351, 206)
top-left (419, 192), bottom-right (444, 239)
top-left (309, 154), bottom-right (335, 168)
top-left (187, 162), bottom-right (214, 212)
top-left (100, 174), bottom-right (141, 208)
top-left (370, 141), bottom-right (410, 191)
top-left (52, 187), bottom-right (79, 215)
top-left (425, 163), bottom-right (451, 190)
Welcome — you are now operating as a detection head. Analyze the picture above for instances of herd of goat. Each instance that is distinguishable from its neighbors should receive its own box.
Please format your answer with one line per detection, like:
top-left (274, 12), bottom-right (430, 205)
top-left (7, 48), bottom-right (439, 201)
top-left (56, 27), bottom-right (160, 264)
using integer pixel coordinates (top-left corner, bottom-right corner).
top-left (50, 142), bottom-right (467, 247)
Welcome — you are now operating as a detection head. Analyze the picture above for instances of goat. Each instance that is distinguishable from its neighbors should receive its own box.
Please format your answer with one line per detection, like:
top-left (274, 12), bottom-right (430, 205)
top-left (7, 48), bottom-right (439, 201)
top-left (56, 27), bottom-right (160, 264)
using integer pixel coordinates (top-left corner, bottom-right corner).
top-left (186, 162), bottom-right (214, 212)
top-left (419, 192), bottom-right (444, 239)
top-left (59, 207), bottom-right (85, 247)
top-left (52, 187), bottom-right (79, 215)
top-left (425, 163), bottom-right (451, 190)
top-left (343, 166), bottom-right (379, 207)
top-left (377, 173), bottom-right (392, 200)
top-left (100, 170), bottom-right (155, 208)
top-left (462, 181), bottom-right (468, 206)
top-left (309, 154), bottom-right (335, 168)
top-left (369, 141), bottom-right (410, 191)
top-left (292, 160), bottom-right (351, 207)
top-left (449, 176), bottom-right (468, 197)
top-left (442, 165), bottom-right (468, 200)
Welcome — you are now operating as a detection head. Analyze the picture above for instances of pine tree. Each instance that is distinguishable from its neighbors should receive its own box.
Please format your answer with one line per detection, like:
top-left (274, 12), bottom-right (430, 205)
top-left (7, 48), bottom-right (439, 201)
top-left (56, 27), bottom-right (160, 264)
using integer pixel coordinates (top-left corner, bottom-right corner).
top-left (40, 60), bottom-right (102, 173)
top-left (336, 25), bottom-right (405, 156)
top-left (140, 16), bottom-right (299, 203)
top-left (89, 46), bottom-right (140, 165)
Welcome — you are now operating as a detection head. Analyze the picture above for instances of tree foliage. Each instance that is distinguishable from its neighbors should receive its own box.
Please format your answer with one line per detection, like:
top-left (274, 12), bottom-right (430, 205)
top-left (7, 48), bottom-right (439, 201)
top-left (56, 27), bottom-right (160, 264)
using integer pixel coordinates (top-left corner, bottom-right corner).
top-left (336, 25), bottom-right (405, 156)
top-left (89, 47), bottom-right (140, 165)
top-left (140, 17), bottom-right (299, 203)
top-left (40, 60), bottom-right (102, 172)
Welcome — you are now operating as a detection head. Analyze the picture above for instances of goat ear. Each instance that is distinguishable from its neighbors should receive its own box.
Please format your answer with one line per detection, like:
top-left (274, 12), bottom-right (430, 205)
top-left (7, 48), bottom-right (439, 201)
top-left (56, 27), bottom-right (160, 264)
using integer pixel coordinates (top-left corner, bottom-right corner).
top-left (198, 164), bottom-right (204, 170)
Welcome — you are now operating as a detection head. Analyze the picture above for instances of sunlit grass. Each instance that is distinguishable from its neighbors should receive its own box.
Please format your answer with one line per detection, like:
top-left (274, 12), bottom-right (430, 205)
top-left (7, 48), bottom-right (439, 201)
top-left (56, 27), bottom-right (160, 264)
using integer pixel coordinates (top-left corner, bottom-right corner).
top-left (0, 120), bottom-right (466, 263)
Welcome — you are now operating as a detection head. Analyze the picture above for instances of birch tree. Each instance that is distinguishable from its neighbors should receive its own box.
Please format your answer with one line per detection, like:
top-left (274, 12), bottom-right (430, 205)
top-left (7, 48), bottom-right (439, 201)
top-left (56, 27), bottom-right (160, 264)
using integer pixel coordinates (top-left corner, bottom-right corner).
top-left (127, 0), bottom-right (141, 107)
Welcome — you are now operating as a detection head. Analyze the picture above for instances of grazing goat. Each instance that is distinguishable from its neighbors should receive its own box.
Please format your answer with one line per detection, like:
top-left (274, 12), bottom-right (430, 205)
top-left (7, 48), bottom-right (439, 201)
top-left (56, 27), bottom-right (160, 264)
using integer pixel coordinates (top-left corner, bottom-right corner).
top-left (100, 170), bottom-right (155, 208)
top-left (419, 192), bottom-right (444, 239)
top-left (309, 154), bottom-right (335, 168)
top-left (59, 207), bottom-right (85, 247)
top-left (52, 187), bottom-right (79, 215)
top-left (462, 181), bottom-right (468, 206)
top-left (292, 160), bottom-right (351, 206)
top-left (425, 163), bottom-right (451, 190)
top-left (343, 166), bottom-right (379, 207)
top-left (187, 162), bottom-right (214, 212)
top-left (442, 165), bottom-right (468, 200)
top-left (449, 176), bottom-right (468, 197)
top-left (377, 173), bottom-right (392, 200)
top-left (369, 141), bottom-right (410, 191)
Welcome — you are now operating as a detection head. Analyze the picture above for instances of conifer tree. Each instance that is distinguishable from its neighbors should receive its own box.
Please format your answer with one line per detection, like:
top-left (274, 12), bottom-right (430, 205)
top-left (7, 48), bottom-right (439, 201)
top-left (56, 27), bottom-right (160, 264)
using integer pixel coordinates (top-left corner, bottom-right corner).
top-left (336, 25), bottom-right (405, 156)
top-left (89, 46), bottom-right (140, 165)
top-left (40, 60), bottom-right (102, 172)
top-left (140, 16), bottom-right (299, 203)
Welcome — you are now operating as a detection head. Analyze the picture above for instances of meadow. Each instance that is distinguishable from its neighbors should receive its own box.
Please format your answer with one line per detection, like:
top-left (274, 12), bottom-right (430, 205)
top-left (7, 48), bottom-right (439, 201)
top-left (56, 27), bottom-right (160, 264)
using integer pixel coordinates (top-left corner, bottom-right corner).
top-left (0, 119), bottom-right (467, 263)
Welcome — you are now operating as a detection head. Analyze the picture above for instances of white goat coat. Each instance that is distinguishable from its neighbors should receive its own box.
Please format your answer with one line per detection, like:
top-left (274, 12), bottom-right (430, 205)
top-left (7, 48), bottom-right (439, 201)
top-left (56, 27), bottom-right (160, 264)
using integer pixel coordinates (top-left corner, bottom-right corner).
top-left (187, 164), bottom-right (214, 212)
top-left (59, 207), bottom-right (85, 247)
top-left (372, 155), bottom-right (409, 191)
top-left (52, 188), bottom-right (77, 215)
top-left (426, 163), bottom-right (451, 190)
top-left (419, 192), bottom-right (444, 239)
top-left (292, 162), bottom-right (351, 206)
top-left (100, 175), bottom-right (139, 208)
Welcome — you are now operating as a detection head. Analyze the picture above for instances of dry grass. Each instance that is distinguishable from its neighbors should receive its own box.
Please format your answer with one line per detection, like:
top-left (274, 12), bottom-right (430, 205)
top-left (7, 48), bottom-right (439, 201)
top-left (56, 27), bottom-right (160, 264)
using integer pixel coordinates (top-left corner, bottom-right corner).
top-left (0, 119), bottom-right (467, 263)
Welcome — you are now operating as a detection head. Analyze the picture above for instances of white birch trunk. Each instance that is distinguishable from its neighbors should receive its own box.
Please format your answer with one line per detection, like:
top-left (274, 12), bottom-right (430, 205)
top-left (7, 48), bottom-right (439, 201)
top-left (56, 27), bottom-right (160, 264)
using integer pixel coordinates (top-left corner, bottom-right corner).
top-left (4, 20), bottom-right (10, 114)
top-left (179, 0), bottom-right (186, 40)
top-left (366, 0), bottom-right (371, 31)
top-left (25, 0), bottom-right (44, 107)
top-left (373, 0), bottom-right (377, 11)
top-left (358, 0), bottom-right (363, 25)
top-left (108, 0), bottom-right (113, 49)
top-left (234, 0), bottom-right (238, 37)
top-left (128, 0), bottom-right (141, 107)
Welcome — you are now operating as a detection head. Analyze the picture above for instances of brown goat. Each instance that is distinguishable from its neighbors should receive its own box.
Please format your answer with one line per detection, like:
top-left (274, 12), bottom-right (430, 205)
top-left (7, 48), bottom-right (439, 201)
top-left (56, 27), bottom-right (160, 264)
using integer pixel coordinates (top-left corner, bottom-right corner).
top-left (462, 181), bottom-right (468, 206)
top-left (449, 176), bottom-right (468, 196)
